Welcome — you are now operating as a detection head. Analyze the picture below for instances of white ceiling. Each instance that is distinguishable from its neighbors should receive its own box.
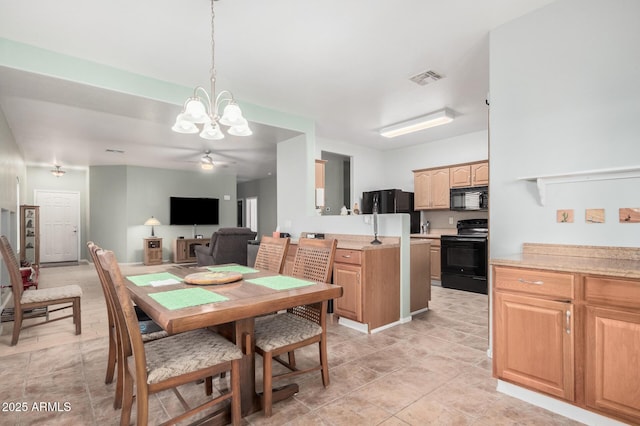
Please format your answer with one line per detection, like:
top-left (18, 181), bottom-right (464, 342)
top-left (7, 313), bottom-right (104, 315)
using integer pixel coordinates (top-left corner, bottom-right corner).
top-left (0, 0), bottom-right (556, 182)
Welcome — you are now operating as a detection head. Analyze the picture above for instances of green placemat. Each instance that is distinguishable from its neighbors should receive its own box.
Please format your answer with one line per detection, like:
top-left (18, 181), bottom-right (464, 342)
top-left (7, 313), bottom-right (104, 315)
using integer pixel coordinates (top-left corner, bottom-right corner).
top-left (127, 272), bottom-right (183, 287)
top-left (207, 265), bottom-right (259, 274)
top-left (149, 288), bottom-right (228, 310)
top-left (247, 276), bottom-right (315, 291)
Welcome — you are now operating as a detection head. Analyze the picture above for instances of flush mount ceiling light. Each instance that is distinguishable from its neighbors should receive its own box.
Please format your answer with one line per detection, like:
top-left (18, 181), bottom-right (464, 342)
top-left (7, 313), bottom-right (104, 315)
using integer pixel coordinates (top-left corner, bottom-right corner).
top-left (50, 165), bottom-right (66, 177)
top-left (201, 151), bottom-right (215, 170)
top-left (172, 0), bottom-right (251, 140)
top-left (379, 108), bottom-right (454, 138)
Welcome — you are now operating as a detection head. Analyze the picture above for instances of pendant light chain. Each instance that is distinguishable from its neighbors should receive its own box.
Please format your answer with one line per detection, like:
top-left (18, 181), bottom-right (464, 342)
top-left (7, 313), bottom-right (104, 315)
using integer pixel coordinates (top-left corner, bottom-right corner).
top-left (210, 0), bottom-right (216, 117)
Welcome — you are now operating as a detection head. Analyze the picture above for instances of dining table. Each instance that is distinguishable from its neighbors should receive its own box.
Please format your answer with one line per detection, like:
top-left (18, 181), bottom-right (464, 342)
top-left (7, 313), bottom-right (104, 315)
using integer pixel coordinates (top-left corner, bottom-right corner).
top-left (124, 263), bottom-right (343, 422)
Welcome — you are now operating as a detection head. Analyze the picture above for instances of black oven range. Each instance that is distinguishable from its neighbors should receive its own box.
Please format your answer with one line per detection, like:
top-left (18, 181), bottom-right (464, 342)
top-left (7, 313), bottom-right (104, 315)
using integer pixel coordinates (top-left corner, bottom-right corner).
top-left (440, 219), bottom-right (488, 294)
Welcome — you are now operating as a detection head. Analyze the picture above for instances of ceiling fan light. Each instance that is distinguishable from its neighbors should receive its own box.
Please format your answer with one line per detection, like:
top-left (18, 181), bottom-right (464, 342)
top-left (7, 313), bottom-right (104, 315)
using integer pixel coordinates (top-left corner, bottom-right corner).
top-left (200, 122), bottom-right (225, 140)
top-left (201, 154), bottom-right (215, 170)
top-left (182, 98), bottom-right (209, 123)
top-left (172, 114), bottom-right (199, 134)
top-left (228, 124), bottom-right (253, 137)
top-left (50, 165), bottom-right (66, 177)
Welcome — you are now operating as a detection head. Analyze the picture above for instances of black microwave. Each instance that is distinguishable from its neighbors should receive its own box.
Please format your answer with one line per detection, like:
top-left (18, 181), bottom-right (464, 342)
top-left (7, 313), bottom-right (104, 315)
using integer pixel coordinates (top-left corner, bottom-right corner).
top-left (450, 186), bottom-right (488, 211)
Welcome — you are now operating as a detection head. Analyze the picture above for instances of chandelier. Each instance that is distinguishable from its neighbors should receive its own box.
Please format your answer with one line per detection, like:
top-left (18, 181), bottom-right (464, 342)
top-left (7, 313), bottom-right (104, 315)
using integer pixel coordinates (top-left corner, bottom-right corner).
top-left (51, 165), bottom-right (66, 177)
top-left (172, 0), bottom-right (251, 140)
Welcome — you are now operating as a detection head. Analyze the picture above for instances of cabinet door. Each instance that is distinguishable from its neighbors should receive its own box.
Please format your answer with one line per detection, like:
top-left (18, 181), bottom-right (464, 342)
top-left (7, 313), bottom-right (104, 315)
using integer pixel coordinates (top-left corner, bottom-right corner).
top-left (449, 165), bottom-right (471, 188)
top-left (585, 306), bottom-right (640, 423)
top-left (413, 171), bottom-right (432, 209)
top-left (471, 162), bottom-right (489, 186)
top-left (334, 263), bottom-right (362, 321)
top-left (430, 168), bottom-right (450, 209)
top-left (430, 244), bottom-right (441, 281)
top-left (494, 292), bottom-right (574, 401)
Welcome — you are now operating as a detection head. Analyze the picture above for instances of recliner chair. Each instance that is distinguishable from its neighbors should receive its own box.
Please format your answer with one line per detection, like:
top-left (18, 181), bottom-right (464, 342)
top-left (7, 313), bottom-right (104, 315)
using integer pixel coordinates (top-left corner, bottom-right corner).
top-left (194, 227), bottom-right (257, 266)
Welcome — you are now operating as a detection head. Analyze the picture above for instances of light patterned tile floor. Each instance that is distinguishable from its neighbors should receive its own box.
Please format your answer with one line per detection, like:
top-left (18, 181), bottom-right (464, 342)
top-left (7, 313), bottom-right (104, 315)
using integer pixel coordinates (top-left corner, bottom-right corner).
top-left (0, 264), bottom-right (582, 425)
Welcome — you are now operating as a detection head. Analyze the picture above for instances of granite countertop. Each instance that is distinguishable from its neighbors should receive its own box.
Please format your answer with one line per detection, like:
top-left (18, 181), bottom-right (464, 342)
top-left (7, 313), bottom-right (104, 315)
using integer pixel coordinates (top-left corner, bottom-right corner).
top-left (491, 243), bottom-right (640, 279)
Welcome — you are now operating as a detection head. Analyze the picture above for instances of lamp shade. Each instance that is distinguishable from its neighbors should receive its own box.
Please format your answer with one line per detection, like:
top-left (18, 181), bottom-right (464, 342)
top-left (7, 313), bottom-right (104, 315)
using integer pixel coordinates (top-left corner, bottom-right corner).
top-left (144, 217), bottom-right (161, 227)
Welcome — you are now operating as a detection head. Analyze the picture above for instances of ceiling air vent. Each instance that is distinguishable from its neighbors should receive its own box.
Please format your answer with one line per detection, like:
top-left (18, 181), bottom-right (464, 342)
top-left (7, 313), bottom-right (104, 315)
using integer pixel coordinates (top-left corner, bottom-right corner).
top-left (409, 70), bottom-right (443, 86)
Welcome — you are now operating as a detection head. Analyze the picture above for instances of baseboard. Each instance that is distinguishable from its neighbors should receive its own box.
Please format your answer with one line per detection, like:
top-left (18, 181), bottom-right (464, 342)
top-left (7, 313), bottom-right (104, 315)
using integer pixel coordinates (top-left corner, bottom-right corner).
top-left (337, 317), bottom-right (368, 333)
top-left (496, 380), bottom-right (627, 426)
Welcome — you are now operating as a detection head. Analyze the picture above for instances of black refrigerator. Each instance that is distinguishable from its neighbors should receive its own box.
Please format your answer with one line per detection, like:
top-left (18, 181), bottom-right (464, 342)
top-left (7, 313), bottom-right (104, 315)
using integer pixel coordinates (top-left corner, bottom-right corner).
top-left (361, 189), bottom-right (420, 234)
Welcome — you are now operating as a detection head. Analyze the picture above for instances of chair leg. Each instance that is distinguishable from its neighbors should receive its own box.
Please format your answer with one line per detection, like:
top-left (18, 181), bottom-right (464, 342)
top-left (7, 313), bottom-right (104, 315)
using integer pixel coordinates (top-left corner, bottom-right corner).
top-left (105, 328), bottom-right (116, 384)
top-left (114, 351), bottom-right (124, 409)
top-left (120, 369), bottom-right (134, 426)
top-left (136, 385), bottom-right (149, 426)
top-left (263, 352), bottom-right (273, 417)
top-left (11, 311), bottom-right (23, 346)
top-left (74, 297), bottom-right (82, 335)
top-left (230, 359), bottom-right (241, 426)
top-left (205, 376), bottom-right (213, 396)
top-left (320, 339), bottom-right (329, 387)
top-left (287, 350), bottom-right (296, 368)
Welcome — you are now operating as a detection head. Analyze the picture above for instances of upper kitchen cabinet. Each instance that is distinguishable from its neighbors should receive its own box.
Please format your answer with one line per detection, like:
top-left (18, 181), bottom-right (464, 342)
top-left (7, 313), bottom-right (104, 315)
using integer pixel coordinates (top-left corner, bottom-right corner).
top-left (450, 161), bottom-right (489, 188)
top-left (414, 168), bottom-right (450, 210)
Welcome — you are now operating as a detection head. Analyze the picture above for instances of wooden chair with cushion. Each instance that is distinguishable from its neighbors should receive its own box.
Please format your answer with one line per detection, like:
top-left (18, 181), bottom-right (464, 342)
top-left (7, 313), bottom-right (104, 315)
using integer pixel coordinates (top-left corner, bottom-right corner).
top-left (0, 235), bottom-right (81, 346)
top-left (253, 235), bottom-right (290, 273)
top-left (87, 241), bottom-right (168, 409)
top-left (95, 247), bottom-right (243, 426)
top-left (254, 237), bottom-right (337, 417)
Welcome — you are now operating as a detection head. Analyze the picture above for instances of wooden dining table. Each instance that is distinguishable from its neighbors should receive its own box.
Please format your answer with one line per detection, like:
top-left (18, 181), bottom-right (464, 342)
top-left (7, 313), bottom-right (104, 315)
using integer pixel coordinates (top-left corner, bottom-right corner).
top-left (124, 264), bottom-right (343, 421)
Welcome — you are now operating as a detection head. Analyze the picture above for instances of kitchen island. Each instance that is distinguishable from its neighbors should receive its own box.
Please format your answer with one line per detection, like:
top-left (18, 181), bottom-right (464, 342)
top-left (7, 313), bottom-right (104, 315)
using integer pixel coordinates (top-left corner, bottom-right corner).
top-left (285, 233), bottom-right (431, 333)
top-left (491, 243), bottom-right (640, 425)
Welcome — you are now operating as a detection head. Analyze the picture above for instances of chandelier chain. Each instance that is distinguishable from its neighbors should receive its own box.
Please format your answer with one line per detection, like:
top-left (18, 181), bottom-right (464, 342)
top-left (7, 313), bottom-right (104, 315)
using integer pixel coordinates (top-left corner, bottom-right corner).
top-left (210, 0), bottom-right (216, 113)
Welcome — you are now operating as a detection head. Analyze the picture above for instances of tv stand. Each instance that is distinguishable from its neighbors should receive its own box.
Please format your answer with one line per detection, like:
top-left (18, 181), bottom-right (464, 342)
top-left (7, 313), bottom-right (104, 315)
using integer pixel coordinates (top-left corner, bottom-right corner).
top-left (173, 238), bottom-right (204, 263)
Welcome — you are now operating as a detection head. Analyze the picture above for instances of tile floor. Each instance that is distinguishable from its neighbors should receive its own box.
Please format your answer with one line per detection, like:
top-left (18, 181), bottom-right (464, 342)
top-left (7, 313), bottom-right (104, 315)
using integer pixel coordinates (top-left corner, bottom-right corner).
top-left (0, 263), bottom-right (582, 425)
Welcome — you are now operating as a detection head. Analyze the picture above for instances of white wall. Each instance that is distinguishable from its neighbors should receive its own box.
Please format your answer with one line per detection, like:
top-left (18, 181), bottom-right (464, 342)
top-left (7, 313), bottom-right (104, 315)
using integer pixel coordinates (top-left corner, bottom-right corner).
top-left (490, 0), bottom-right (640, 257)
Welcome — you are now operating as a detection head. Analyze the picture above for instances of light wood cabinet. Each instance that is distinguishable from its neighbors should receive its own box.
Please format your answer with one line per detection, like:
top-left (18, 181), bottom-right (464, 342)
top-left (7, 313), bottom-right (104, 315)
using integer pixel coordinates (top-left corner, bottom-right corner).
top-left (410, 242), bottom-right (430, 312)
top-left (173, 238), bottom-right (204, 263)
top-left (413, 168), bottom-right (450, 210)
top-left (584, 276), bottom-right (640, 424)
top-left (333, 246), bottom-right (400, 332)
top-left (429, 237), bottom-right (441, 281)
top-left (471, 162), bottom-right (489, 186)
top-left (494, 290), bottom-right (575, 401)
top-left (20, 205), bottom-right (39, 266)
top-left (143, 237), bottom-right (163, 265)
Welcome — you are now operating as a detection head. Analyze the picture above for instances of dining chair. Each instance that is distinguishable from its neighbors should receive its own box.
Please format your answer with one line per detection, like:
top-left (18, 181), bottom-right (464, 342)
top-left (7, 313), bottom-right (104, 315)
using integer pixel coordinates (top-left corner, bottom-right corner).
top-left (254, 237), bottom-right (337, 417)
top-left (253, 235), bottom-right (290, 273)
top-left (0, 235), bottom-right (82, 346)
top-left (95, 247), bottom-right (243, 426)
top-left (87, 242), bottom-right (168, 409)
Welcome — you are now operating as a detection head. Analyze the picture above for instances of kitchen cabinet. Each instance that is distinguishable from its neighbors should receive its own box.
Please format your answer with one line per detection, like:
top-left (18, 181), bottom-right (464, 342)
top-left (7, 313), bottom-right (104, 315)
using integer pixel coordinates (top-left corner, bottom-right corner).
top-left (413, 168), bottom-right (450, 210)
top-left (410, 241), bottom-right (430, 312)
top-left (449, 162), bottom-right (489, 188)
top-left (493, 266), bottom-right (575, 401)
top-left (430, 238), bottom-right (441, 281)
top-left (333, 246), bottom-right (400, 332)
top-left (584, 276), bottom-right (640, 424)
top-left (173, 238), bottom-right (203, 263)
top-left (492, 244), bottom-right (640, 425)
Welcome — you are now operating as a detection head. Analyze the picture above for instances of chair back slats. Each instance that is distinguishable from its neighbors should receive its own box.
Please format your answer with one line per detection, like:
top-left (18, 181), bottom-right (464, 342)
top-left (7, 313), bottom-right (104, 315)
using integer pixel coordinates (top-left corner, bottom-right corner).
top-left (0, 235), bottom-right (25, 308)
top-left (96, 248), bottom-right (147, 380)
top-left (254, 236), bottom-right (290, 273)
top-left (87, 242), bottom-right (115, 329)
top-left (291, 238), bottom-right (337, 284)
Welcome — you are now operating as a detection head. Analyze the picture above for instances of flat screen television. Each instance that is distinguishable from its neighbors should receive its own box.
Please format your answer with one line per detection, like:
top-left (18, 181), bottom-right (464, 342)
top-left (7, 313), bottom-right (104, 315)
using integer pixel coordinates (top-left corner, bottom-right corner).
top-left (169, 197), bottom-right (219, 225)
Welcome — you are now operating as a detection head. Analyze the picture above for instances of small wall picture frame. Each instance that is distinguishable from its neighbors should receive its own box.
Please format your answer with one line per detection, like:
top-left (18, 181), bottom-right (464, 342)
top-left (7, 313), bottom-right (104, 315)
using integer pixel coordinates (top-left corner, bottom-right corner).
top-left (556, 209), bottom-right (574, 223)
top-left (586, 209), bottom-right (605, 224)
top-left (619, 208), bottom-right (640, 223)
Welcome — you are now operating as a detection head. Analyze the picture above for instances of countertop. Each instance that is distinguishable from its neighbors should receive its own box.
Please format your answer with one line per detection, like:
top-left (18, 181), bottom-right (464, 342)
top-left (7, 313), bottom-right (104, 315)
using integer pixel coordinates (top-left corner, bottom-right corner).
top-left (491, 243), bottom-right (640, 279)
top-left (292, 233), bottom-right (430, 251)
top-left (410, 228), bottom-right (457, 239)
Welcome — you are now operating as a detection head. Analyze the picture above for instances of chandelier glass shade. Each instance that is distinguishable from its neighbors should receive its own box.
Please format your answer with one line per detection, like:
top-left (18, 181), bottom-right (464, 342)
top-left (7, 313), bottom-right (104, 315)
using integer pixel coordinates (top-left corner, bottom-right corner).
top-left (171, 0), bottom-right (251, 140)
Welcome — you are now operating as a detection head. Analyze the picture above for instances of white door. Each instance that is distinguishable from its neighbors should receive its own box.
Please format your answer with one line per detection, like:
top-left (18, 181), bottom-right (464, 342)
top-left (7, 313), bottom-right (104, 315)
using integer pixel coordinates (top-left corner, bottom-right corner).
top-left (35, 190), bottom-right (80, 263)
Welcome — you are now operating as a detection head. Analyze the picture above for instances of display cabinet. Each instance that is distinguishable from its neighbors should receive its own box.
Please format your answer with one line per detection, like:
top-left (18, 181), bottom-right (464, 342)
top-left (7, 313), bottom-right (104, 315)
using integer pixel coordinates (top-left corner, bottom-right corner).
top-left (20, 205), bottom-right (39, 266)
top-left (143, 238), bottom-right (163, 265)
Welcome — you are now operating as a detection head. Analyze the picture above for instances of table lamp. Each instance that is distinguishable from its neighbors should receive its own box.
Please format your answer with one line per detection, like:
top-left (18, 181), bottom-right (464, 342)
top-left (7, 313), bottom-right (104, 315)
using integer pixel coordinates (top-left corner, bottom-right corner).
top-left (144, 216), bottom-right (161, 237)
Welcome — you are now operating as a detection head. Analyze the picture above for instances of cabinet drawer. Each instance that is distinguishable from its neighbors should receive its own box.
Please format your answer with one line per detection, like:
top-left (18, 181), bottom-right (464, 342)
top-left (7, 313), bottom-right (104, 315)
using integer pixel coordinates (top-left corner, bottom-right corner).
top-left (335, 249), bottom-right (362, 265)
top-left (494, 266), bottom-right (575, 300)
top-left (585, 276), bottom-right (640, 310)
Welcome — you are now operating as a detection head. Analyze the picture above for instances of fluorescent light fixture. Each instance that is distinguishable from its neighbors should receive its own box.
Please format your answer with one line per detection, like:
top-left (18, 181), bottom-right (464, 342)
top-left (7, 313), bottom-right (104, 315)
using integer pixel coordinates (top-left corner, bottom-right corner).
top-left (379, 108), bottom-right (454, 138)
